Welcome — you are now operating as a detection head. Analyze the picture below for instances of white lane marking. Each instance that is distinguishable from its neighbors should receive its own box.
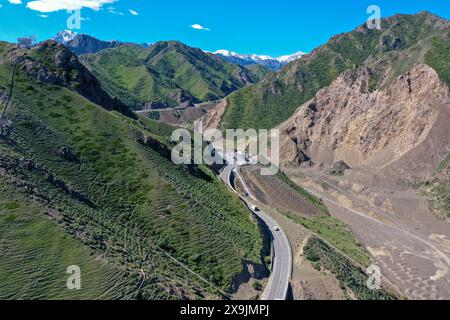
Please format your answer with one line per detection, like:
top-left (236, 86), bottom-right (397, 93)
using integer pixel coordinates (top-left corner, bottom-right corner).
top-left (230, 165), bottom-right (292, 300)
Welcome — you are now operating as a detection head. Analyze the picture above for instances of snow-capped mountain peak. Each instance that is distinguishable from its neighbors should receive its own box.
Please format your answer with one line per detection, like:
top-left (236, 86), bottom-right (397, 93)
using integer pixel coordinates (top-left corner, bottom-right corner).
top-left (213, 49), bottom-right (305, 70)
top-left (276, 51), bottom-right (306, 63)
top-left (248, 54), bottom-right (274, 61)
top-left (213, 50), bottom-right (274, 61)
top-left (51, 30), bottom-right (126, 55)
top-left (52, 30), bottom-right (78, 43)
top-left (214, 49), bottom-right (238, 57)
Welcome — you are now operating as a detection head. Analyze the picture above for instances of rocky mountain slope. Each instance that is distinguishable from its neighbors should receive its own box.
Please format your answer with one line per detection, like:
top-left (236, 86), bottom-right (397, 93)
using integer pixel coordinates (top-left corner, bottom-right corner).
top-left (6, 40), bottom-right (133, 118)
top-left (275, 14), bottom-right (450, 220)
top-left (0, 41), bottom-right (266, 299)
top-left (81, 41), bottom-right (262, 110)
top-left (53, 30), bottom-right (123, 55)
top-left (276, 11), bottom-right (450, 178)
top-left (220, 11), bottom-right (450, 131)
top-left (279, 64), bottom-right (450, 182)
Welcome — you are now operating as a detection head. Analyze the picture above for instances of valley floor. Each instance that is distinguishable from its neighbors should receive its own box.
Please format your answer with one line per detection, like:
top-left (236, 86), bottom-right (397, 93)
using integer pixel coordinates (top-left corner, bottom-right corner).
top-left (285, 168), bottom-right (450, 300)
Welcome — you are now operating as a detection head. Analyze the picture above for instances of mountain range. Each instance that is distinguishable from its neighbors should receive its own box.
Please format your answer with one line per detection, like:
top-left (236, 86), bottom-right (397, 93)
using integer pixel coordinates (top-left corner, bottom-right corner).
top-left (1, 10), bottom-right (449, 301)
top-left (52, 30), bottom-right (123, 55)
top-left (53, 30), bottom-right (305, 70)
top-left (220, 11), bottom-right (450, 131)
top-left (213, 49), bottom-right (305, 70)
top-left (80, 41), bottom-right (264, 109)
top-left (51, 31), bottom-right (275, 109)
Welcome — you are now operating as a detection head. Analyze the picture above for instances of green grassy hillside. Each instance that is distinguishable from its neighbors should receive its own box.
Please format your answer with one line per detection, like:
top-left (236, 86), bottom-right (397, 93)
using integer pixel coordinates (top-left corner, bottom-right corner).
top-left (0, 171), bottom-right (131, 300)
top-left (0, 42), bottom-right (265, 299)
top-left (244, 64), bottom-right (271, 81)
top-left (221, 11), bottom-right (450, 130)
top-left (425, 35), bottom-right (450, 87)
top-left (81, 41), bottom-right (261, 109)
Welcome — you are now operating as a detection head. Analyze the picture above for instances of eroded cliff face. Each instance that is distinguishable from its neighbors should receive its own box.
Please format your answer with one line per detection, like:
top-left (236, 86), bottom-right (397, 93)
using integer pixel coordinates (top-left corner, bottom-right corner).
top-left (280, 64), bottom-right (450, 184)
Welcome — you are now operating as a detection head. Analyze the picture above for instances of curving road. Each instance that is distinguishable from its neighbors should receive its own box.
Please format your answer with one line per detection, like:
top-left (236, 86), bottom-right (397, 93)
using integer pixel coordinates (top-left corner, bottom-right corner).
top-left (220, 163), bottom-right (292, 300)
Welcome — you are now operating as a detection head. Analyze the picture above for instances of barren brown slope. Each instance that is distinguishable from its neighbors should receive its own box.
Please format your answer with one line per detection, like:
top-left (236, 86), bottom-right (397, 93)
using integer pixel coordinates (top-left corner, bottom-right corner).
top-left (279, 63), bottom-right (450, 186)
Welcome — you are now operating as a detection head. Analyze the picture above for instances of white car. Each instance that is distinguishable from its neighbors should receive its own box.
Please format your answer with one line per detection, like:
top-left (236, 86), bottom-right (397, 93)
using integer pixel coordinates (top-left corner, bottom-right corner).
top-left (274, 226), bottom-right (280, 231)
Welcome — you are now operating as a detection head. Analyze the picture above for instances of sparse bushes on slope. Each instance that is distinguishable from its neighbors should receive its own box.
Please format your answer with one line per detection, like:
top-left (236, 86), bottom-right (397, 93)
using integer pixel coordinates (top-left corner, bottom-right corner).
top-left (426, 36), bottom-right (450, 87)
top-left (304, 236), bottom-right (396, 300)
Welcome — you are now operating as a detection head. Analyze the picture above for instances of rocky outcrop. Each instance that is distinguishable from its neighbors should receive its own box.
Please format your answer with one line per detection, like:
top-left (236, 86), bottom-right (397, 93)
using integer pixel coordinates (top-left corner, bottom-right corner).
top-left (8, 41), bottom-right (135, 118)
top-left (63, 34), bottom-right (122, 55)
top-left (58, 146), bottom-right (79, 163)
top-left (234, 68), bottom-right (254, 86)
top-left (201, 99), bottom-right (228, 130)
top-left (143, 89), bottom-right (199, 109)
top-left (166, 89), bottom-right (198, 108)
top-left (280, 64), bottom-right (450, 185)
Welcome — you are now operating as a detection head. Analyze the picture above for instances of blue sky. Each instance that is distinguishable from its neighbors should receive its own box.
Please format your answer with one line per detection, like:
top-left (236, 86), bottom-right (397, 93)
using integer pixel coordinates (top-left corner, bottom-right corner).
top-left (0, 0), bottom-right (449, 57)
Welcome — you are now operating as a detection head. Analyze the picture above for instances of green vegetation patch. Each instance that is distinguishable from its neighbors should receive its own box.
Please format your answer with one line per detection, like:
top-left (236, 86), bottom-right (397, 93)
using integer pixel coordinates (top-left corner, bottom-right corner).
top-left (437, 150), bottom-right (450, 173)
top-left (276, 171), bottom-right (329, 214)
top-left (137, 114), bottom-right (176, 139)
top-left (0, 179), bottom-right (129, 300)
top-left (146, 111), bottom-right (160, 121)
top-left (422, 150), bottom-right (450, 218)
top-left (0, 202), bottom-right (20, 210)
top-left (304, 236), bottom-right (396, 300)
top-left (81, 42), bottom-right (260, 109)
top-left (284, 213), bottom-right (371, 267)
top-left (328, 161), bottom-right (350, 176)
top-left (425, 36), bottom-right (450, 87)
top-left (431, 182), bottom-right (450, 218)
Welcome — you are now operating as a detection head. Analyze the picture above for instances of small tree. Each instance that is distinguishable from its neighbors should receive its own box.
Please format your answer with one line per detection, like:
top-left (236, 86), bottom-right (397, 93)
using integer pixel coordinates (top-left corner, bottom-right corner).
top-left (252, 281), bottom-right (262, 292)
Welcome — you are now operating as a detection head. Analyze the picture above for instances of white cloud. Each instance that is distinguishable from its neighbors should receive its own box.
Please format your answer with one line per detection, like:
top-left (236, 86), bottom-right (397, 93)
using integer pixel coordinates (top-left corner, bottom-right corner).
top-left (107, 6), bottom-right (117, 14)
top-left (129, 9), bottom-right (138, 15)
top-left (107, 6), bottom-right (124, 15)
top-left (26, 0), bottom-right (117, 13)
top-left (190, 24), bottom-right (210, 31)
top-left (8, 0), bottom-right (23, 4)
top-left (38, 14), bottom-right (48, 18)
